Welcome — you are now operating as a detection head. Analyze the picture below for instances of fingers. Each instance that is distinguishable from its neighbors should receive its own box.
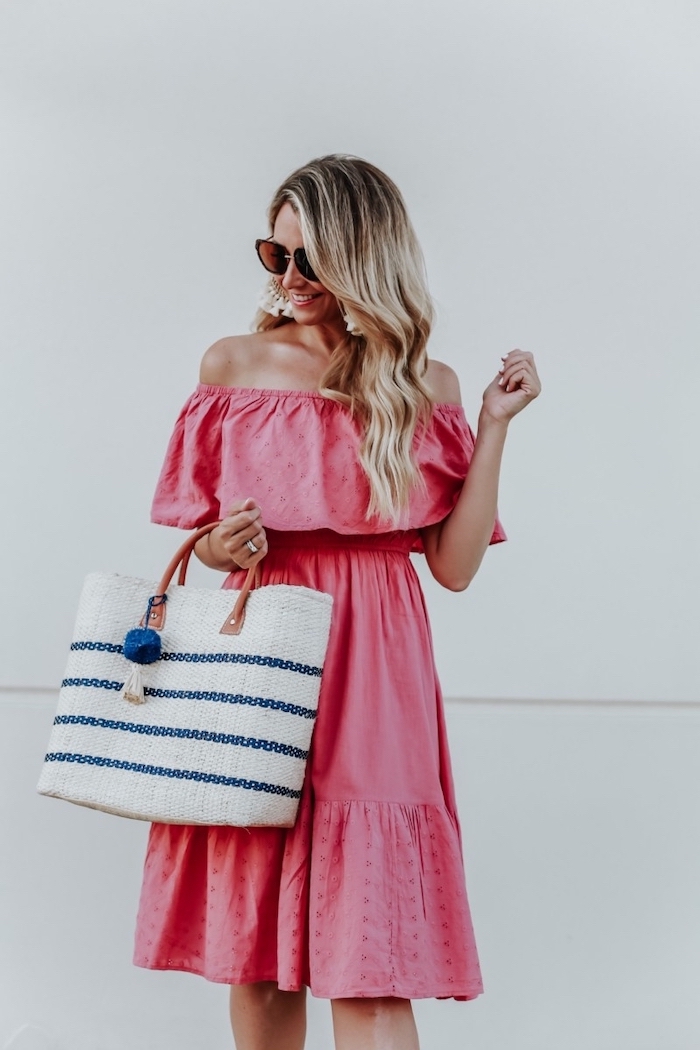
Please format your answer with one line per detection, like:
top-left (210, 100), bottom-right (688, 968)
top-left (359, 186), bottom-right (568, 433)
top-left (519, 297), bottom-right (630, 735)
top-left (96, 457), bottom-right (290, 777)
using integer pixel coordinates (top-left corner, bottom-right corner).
top-left (497, 349), bottom-right (541, 395)
top-left (225, 496), bottom-right (259, 518)
top-left (216, 498), bottom-right (268, 569)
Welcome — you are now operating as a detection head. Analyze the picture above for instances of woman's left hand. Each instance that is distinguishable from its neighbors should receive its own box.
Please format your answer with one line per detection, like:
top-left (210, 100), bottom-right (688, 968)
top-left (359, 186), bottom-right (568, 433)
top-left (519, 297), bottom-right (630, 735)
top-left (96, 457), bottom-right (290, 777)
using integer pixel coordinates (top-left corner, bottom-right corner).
top-left (481, 349), bottom-right (541, 424)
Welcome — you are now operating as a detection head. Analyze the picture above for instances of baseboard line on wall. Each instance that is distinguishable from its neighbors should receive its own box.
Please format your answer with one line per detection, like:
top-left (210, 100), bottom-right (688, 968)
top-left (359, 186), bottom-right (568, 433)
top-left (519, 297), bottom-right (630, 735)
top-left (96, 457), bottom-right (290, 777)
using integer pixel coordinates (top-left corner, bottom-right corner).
top-left (445, 695), bottom-right (700, 709)
top-left (0, 686), bottom-right (58, 696)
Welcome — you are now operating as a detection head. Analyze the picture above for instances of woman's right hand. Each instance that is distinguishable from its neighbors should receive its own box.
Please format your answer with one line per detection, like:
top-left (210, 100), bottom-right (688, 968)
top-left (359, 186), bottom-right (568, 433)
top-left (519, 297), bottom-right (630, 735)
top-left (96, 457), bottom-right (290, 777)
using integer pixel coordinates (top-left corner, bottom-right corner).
top-left (198, 498), bottom-right (268, 571)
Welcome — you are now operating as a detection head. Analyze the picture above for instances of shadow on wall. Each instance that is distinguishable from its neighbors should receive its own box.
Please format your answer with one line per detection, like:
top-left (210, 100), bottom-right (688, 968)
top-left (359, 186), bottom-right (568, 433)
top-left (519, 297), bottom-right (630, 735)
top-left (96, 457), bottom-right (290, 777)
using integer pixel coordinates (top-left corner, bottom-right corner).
top-left (2, 1026), bottom-right (132, 1050)
top-left (4, 1028), bottom-right (62, 1050)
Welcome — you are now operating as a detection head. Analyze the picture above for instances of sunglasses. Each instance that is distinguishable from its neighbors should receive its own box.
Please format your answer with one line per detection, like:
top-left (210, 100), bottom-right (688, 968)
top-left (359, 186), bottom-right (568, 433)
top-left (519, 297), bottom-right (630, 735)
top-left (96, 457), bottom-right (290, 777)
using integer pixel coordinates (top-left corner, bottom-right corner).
top-left (255, 238), bottom-right (320, 283)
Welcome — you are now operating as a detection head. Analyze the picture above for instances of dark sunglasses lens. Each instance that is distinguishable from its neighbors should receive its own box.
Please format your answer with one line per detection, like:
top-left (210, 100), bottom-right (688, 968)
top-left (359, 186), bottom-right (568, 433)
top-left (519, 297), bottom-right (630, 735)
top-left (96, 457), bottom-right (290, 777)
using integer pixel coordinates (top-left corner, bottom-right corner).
top-left (295, 249), bottom-right (319, 283)
top-left (256, 240), bottom-right (320, 282)
top-left (256, 240), bottom-right (287, 275)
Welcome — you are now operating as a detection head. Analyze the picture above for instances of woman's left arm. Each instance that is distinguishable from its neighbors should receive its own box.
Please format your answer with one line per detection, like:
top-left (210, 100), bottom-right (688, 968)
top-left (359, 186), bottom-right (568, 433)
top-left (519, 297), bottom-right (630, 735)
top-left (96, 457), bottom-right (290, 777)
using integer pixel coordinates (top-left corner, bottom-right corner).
top-left (422, 350), bottom-right (541, 591)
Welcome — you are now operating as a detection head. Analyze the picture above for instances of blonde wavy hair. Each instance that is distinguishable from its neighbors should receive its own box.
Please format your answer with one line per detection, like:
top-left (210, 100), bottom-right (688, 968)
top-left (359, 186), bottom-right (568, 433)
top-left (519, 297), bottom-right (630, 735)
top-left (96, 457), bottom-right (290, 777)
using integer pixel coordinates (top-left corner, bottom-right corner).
top-left (254, 154), bottom-right (435, 523)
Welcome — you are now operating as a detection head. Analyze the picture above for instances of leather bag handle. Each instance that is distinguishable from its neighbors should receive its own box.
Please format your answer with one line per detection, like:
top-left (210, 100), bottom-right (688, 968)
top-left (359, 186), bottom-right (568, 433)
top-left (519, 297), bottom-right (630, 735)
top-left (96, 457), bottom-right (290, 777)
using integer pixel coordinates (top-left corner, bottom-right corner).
top-left (145, 522), bottom-right (257, 634)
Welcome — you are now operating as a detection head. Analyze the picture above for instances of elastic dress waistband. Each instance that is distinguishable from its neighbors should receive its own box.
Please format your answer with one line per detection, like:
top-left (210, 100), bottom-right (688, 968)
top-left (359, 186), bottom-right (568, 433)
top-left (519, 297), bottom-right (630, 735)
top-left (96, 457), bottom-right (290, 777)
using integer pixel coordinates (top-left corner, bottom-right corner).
top-left (265, 528), bottom-right (414, 556)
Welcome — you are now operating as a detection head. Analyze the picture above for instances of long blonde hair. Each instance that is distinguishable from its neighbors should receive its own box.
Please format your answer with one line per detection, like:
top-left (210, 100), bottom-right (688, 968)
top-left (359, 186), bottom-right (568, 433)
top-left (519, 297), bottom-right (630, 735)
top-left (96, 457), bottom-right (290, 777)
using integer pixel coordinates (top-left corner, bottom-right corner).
top-left (254, 155), bottom-right (435, 523)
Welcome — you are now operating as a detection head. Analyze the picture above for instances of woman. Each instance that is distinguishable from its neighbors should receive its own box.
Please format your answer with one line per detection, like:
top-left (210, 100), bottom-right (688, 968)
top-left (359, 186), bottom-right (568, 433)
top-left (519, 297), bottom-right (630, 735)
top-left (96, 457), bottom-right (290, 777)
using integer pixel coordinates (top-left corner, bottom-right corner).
top-left (134, 154), bottom-right (540, 1049)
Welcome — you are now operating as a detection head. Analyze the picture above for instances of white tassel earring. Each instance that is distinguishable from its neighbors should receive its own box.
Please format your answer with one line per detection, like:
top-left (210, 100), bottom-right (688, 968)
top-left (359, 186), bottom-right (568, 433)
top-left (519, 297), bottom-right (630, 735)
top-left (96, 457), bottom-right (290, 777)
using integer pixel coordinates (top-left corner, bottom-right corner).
top-left (343, 312), bottom-right (363, 337)
top-left (258, 277), bottom-right (294, 318)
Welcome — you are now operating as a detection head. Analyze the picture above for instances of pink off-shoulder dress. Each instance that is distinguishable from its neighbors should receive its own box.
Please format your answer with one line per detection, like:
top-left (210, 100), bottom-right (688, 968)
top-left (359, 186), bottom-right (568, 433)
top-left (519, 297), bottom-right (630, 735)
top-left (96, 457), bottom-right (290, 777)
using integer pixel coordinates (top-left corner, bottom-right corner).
top-left (133, 384), bottom-right (505, 1000)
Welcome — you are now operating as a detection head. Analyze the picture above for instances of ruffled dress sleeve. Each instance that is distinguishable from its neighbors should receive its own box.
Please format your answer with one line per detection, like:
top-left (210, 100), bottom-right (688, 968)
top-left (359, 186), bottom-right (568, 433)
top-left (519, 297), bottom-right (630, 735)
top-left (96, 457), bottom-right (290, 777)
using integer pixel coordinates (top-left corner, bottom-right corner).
top-left (412, 403), bottom-right (506, 546)
top-left (151, 385), bottom-right (506, 543)
top-left (150, 385), bottom-right (228, 528)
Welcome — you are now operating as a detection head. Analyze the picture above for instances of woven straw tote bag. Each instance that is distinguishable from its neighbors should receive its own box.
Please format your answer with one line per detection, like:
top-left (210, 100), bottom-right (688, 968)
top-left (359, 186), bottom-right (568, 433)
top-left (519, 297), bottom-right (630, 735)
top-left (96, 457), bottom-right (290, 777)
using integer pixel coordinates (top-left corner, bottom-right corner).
top-left (37, 523), bottom-right (333, 827)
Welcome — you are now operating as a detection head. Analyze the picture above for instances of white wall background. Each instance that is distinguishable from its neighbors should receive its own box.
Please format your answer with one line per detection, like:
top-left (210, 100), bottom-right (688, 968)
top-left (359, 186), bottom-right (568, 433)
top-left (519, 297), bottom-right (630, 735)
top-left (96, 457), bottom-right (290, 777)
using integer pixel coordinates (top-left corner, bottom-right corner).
top-left (1, 1), bottom-right (698, 1047)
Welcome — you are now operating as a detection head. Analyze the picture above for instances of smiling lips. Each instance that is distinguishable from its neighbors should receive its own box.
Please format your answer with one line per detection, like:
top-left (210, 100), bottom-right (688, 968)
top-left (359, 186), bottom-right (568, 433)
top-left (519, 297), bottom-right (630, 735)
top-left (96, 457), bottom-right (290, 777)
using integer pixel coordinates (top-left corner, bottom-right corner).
top-left (290, 293), bottom-right (321, 305)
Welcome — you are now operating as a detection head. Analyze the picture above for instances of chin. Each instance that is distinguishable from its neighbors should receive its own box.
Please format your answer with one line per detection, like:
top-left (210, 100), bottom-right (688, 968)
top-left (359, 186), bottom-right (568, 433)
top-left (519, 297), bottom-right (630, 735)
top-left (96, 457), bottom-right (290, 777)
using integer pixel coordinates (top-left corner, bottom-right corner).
top-left (293, 310), bottom-right (339, 329)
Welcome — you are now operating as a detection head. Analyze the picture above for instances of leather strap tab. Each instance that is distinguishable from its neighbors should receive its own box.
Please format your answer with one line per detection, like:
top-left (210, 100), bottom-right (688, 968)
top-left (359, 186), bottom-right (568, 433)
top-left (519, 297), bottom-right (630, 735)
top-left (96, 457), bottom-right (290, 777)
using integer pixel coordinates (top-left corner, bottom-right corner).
top-left (219, 566), bottom-right (259, 636)
top-left (141, 597), bottom-right (167, 630)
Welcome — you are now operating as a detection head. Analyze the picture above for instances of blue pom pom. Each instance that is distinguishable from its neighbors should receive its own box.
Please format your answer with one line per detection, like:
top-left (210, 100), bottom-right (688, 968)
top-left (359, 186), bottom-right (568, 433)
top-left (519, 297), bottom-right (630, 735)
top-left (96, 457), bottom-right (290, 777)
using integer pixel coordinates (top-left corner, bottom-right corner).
top-left (123, 627), bottom-right (161, 665)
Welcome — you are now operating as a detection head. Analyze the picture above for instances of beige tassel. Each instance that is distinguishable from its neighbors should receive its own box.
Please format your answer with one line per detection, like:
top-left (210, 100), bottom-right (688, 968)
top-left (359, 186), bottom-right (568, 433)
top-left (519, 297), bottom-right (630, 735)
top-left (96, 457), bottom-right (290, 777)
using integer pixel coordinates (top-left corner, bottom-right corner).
top-left (121, 663), bottom-right (146, 705)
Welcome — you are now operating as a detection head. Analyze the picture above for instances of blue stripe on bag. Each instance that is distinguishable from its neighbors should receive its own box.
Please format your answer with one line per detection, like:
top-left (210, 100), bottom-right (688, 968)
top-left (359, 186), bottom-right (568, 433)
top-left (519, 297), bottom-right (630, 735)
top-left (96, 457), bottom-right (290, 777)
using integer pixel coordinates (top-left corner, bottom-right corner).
top-left (53, 714), bottom-right (308, 759)
top-left (70, 641), bottom-right (323, 677)
top-left (43, 752), bottom-right (302, 798)
top-left (60, 678), bottom-right (317, 719)
top-left (71, 641), bottom-right (124, 653)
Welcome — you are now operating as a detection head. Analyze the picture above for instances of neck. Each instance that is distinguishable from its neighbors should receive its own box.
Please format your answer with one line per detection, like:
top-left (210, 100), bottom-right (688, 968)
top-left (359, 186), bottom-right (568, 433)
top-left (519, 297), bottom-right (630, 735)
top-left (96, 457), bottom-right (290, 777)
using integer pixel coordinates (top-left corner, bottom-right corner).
top-left (295, 318), bottom-right (348, 359)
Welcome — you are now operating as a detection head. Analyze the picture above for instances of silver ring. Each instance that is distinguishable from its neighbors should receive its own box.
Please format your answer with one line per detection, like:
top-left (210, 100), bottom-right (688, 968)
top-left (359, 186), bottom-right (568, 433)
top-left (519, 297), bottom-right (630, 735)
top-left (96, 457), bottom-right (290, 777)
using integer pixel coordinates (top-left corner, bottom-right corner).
top-left (245, 539), bottom-right (259, 554)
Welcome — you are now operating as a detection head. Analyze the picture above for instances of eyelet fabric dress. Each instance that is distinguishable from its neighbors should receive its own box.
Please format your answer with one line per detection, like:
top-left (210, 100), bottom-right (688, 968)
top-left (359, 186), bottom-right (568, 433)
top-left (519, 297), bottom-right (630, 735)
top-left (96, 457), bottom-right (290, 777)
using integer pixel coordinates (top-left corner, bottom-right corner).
top-left (133, 384), bottom-right (505, 1000)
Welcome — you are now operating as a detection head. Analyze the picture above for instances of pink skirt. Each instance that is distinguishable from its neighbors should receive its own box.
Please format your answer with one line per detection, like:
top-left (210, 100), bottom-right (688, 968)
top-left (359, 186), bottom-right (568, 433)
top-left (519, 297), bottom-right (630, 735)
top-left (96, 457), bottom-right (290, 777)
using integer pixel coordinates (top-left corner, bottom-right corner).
top-left (133, 530), bottom-right (483, 1000)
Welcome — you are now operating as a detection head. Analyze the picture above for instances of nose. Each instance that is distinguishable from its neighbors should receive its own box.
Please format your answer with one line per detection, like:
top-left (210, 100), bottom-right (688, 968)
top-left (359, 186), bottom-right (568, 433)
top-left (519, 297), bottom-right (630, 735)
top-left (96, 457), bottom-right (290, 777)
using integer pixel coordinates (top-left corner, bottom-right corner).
top-left (280, 254), bottom-right (305, 290)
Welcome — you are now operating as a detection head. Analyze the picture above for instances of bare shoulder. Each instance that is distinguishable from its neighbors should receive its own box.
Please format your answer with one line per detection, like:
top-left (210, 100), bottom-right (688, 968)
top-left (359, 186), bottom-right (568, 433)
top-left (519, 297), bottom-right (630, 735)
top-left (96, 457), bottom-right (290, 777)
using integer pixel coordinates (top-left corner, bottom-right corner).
top-left (425, 359), bottom-right (462, 406)
top-left (199, 333), bottom-right (268, 386)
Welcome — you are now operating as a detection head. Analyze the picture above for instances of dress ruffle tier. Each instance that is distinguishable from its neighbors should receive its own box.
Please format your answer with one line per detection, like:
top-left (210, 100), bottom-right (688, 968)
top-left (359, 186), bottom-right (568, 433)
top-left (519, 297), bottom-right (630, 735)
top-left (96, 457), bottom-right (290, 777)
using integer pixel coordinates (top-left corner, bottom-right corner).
top-left (133, 386), bottom-right (505, 999)
top-left (149, 384), bottom-right (506, 544)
